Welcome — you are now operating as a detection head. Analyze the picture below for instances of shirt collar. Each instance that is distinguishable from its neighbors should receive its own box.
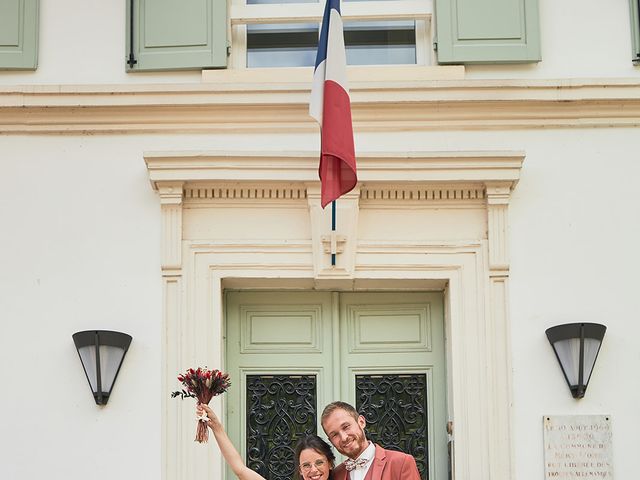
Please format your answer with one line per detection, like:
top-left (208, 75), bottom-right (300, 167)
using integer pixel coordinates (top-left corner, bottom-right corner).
top-left (356, 441), bottom-right (375, 463)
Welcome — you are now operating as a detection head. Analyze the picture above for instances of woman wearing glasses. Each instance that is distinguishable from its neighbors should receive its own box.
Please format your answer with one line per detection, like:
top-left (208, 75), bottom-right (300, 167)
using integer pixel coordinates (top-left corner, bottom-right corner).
top-left (197, 403), bottom-right (335, 480)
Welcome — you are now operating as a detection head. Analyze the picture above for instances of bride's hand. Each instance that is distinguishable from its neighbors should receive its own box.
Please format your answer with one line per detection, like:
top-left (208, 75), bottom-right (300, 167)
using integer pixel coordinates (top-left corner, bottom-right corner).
top-left (196, 403), bottom-right (221, 430)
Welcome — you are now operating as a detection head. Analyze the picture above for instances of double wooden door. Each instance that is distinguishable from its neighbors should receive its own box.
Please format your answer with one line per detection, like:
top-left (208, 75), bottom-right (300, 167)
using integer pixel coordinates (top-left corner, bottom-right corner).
top-left (225, 291), bottom-right (447, 480)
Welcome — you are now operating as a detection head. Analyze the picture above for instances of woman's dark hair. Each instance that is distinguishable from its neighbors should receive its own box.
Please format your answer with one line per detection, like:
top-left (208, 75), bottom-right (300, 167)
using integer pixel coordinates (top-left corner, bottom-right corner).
top-left (293, 435), bottom-right (335, 480)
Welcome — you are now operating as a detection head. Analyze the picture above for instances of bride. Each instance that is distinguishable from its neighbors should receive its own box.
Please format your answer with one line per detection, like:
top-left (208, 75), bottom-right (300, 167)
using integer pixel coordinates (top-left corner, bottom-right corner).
top-left (197, 403), bottom-right (336, 480)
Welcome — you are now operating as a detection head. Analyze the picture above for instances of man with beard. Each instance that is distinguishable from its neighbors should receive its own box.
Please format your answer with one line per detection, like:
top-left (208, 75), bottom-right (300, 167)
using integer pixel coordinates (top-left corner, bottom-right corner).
top-left (321, 401), bottom-right (422, 480)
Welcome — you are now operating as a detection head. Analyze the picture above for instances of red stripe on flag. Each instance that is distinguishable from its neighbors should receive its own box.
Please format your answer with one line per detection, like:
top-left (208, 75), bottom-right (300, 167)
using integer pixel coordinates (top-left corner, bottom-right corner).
top-left (319, 80), bottom-right (357, 208)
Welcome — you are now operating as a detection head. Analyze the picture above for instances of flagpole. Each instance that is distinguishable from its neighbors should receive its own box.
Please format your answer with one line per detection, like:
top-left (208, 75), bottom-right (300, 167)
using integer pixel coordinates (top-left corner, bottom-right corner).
top-left (310, 0), bottom-right (356, 270)
top-left (331, 200), bottom-right (336, 266)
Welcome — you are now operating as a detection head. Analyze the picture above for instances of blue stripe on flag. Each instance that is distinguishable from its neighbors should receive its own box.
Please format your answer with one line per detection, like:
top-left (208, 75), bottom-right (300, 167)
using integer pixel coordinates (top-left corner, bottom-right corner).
top-left (314, 0), bottom-right (342, 70)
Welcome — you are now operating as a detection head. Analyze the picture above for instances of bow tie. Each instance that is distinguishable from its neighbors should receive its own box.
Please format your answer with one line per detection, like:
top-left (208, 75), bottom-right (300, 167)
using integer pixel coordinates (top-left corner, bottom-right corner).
top-left (345, 458), bottom-right (368, 472)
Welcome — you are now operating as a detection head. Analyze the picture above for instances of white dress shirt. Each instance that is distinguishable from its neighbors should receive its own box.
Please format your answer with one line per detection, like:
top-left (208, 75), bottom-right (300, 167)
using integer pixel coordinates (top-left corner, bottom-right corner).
top-left (348, 441), bottom-right (375, 480)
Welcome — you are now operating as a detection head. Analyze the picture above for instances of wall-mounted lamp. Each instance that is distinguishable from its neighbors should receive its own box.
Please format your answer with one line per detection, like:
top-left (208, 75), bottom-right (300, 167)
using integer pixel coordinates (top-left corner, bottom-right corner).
top-left (72, 330), bottom-right (132, 405)
top-left (545, 323), bottom-right (606, 399)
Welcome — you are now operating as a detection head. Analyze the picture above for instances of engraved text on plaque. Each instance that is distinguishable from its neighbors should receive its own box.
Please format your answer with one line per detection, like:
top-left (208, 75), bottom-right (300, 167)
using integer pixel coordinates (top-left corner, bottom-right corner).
top-left (543, 415), bottom-right (613, 479)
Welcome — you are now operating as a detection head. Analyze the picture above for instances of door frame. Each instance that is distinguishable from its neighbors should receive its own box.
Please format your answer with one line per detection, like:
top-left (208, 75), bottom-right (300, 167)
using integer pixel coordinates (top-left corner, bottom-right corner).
top-left (146, 150), bottom-right (522, 480)
top-left (224, 290), bottom-right (448, 480)
top-left (170, 251), bottom-right (498, 480)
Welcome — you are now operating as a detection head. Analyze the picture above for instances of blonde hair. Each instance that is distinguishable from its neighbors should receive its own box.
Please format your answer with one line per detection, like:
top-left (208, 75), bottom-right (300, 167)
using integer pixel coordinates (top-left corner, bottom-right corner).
top-left (321, 401), bottom-right (360, 425)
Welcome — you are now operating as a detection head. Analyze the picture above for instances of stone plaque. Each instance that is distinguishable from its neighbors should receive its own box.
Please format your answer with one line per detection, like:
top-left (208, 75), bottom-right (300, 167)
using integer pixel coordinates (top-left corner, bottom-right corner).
top-left (543, 415), bottom-right (613, 479)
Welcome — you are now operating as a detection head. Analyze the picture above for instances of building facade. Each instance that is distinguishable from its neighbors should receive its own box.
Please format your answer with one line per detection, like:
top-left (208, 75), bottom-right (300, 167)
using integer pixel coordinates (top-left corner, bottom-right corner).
top-left (1, 1), bottom-right (639, 479)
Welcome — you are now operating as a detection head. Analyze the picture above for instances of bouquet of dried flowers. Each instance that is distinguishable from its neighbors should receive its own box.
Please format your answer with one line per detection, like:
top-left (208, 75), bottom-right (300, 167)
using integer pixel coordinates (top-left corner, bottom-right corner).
top-left (171, 367), bottom-right (231, 443)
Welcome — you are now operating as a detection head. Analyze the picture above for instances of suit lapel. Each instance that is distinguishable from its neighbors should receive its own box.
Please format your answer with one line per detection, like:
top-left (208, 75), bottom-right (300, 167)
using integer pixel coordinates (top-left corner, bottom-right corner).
top-left (335, 465), bottom-right (349, 480)
top-left (368, 444), bottom-right (387, 480)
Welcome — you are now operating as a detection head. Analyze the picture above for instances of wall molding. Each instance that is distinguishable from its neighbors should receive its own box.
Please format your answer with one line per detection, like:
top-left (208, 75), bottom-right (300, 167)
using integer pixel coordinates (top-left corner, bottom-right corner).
top-left (183, 183), bottom-right (486, 204)
top-left (183, 184), bottom-right (307, 202)
top-left (360, 184), bottom-right (485, 204)
top-left (3, 78), bottom-right (640, 133)
top-left (145, 150), bottom-right (524, 187)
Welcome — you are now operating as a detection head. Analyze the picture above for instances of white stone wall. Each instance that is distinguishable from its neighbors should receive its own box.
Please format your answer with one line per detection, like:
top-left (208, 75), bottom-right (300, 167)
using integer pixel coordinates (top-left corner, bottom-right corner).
top-left (1, 1), bottom-right (639, 480)
top-left (2, 127), bottom-right (638, 479)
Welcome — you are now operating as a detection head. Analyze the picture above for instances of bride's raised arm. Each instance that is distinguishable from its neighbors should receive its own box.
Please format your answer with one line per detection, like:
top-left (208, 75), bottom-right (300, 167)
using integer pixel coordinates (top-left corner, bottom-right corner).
top-left (197, 404), bottom-right (265, 480)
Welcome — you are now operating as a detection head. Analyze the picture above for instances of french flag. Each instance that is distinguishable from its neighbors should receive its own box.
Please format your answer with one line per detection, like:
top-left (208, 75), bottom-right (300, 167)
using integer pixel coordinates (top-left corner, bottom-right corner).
top-left (309, 0), bottom-right (357, 209)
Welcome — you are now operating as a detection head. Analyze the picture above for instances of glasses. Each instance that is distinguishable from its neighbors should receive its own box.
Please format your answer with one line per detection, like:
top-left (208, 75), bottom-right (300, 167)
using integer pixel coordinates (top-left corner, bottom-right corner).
top-left (300, 459), bottom-right (327, 472)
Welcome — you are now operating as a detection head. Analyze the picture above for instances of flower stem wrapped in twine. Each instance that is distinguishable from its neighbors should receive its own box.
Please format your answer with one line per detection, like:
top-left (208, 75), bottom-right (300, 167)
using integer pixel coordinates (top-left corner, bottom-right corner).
top-left (171, 367), bottom-right (231, 443)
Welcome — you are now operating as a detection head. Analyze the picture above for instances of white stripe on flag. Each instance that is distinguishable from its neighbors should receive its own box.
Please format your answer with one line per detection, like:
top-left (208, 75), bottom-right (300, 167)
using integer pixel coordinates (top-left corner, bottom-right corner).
top-left (309, 60), bottom-right (325, 123)
top-left (325, 9), bottom-right (348, 90)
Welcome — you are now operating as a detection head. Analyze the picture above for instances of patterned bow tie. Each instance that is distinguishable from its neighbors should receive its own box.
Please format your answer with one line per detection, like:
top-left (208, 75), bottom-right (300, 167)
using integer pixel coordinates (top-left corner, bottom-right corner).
top-left (344, 458), bottom-right (368, 471)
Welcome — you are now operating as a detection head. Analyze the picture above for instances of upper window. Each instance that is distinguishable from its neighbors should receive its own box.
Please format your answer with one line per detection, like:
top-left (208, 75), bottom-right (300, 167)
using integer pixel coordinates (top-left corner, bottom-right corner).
top-left (232, 0), bottom-right (431, 68)
top-left (125, 0), bottom-right (541, 71)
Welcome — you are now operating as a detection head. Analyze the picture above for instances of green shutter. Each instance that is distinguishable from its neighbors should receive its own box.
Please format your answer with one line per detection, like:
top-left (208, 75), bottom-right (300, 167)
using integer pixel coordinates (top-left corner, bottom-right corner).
top-left (630, 0), bottom-right (640, 63)
top-left (435, 0), bottom-right (541, 64)
top-left (0, 0), bottom-right (38, 70)
top-left (126, 0), bottom-right (227, 71)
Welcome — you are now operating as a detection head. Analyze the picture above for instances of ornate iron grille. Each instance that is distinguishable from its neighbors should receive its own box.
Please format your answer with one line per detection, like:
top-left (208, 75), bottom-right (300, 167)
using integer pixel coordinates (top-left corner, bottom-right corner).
top-left (356, 374), bottom-right (429, 480)
top-left (246, 375), bottom-right (317, 480)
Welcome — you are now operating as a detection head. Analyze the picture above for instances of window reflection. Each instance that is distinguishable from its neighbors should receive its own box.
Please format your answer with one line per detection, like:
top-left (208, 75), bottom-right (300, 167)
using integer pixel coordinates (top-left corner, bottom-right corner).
top-left (247, 0), bottom-right (317, 4)
top-left (245, 2), bottom-right (417, 67)
top-left (344, 21), bottom-right (416, 65)
top-left (247, 23), bottom-right (319, 68)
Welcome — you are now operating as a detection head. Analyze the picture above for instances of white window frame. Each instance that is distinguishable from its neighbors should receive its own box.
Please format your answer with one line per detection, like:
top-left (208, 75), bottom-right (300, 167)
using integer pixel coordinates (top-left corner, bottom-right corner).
top-left (228, 0), bottom-right (434, 68)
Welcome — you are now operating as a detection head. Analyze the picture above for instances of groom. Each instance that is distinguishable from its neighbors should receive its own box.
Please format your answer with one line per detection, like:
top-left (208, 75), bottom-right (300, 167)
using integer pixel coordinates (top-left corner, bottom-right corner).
top-left (321, 401), bottom-right (421, 480)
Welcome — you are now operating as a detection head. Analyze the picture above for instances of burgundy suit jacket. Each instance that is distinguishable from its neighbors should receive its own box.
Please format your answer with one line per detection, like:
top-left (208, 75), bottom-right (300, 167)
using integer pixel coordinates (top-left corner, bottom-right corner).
top-left (332, 444), bottom-right (421, 480)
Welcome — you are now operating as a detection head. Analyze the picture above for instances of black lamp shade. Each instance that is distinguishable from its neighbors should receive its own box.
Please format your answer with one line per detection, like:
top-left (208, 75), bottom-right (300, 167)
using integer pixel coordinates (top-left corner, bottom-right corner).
top-left (545, 323), bottom-right (606, 399)
top-left (72, 330), bottom-right (132, 405)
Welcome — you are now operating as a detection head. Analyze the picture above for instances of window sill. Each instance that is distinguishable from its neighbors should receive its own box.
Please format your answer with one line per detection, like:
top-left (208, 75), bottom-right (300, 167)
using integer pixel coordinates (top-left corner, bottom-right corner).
top-left (201, 65), bottom-right (466, 89)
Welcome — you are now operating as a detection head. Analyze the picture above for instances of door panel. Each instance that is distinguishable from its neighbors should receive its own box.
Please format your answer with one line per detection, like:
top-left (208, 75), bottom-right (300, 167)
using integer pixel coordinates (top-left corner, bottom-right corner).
top-left (340, 292), bottom-right (447, 480)
top-left (226, 291), bottom-right (446, 480)
top-left (246, 374), bottom-right (317, 480)
top-left (355, 373), bottom-right (429, 477)
top-left (226, 292), bottom-right (335, 480)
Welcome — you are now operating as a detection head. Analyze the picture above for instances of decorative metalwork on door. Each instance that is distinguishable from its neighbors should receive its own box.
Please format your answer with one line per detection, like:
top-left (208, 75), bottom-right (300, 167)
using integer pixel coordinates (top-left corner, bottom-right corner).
top-left (356, 374), bottom-right (429, 480)
top-left (246, 374), bottom-right (317, 480)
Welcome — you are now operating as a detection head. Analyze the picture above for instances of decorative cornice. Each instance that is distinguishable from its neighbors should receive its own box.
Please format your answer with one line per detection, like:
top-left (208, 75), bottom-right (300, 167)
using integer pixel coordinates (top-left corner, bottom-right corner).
top-left (145, 150), bottom-right (524, 189)
top-left (3, 77), bottom-right (640, 133)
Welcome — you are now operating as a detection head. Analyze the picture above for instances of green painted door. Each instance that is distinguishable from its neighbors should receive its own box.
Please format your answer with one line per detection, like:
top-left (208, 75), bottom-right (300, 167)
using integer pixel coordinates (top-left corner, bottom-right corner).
top-left (226, 291), bottom-right (447, 480)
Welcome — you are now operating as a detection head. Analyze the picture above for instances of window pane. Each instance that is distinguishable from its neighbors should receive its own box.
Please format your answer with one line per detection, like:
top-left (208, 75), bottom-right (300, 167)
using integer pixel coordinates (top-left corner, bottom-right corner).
top-left (345, 20), bottom-right (416, 65)
top-left (245, 16), bottom-right (417, 68)
top-left (248, 0), bottom-right (317, 4)
top-left (247, 23), bottom-right (319, 67)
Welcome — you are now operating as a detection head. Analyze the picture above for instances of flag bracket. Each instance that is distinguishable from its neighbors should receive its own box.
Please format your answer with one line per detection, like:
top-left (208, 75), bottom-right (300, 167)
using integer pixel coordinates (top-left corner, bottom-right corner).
top-left (321, 233), bottom-right (347, 255)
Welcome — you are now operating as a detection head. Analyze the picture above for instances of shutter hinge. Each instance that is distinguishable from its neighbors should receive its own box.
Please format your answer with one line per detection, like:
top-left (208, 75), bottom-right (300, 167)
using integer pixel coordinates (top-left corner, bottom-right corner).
top-left (227, 45), bottom-right (231, 57)
top-left (127, 53), bottom-right (138, 68)
top-left (433, 41), bottom-right (438, 52)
